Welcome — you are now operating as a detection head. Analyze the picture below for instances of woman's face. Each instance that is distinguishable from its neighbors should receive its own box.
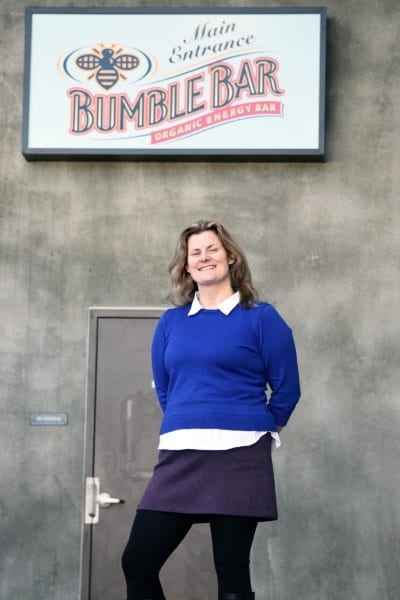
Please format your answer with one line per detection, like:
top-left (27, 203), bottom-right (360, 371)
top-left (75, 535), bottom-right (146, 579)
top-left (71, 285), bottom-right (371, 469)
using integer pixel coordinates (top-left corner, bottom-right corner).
top-left (186, 230), bottom-right (234, 288)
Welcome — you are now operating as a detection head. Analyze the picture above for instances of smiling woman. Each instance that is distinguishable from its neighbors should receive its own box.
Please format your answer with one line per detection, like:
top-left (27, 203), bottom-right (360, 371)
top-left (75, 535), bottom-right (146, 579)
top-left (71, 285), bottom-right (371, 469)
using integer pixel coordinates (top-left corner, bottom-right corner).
top-left (168, 219), bottom-right (257, 308)
top-left (121, 219), bottom-right (301, 600)
top-left (185, 229), bottom-right (234, 305)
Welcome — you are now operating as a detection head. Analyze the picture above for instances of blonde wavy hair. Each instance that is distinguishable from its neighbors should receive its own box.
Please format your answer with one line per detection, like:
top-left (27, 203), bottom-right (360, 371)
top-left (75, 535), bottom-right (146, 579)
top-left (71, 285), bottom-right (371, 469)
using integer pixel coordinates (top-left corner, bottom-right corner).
top-left (168, 219), bottom-right (258, 307)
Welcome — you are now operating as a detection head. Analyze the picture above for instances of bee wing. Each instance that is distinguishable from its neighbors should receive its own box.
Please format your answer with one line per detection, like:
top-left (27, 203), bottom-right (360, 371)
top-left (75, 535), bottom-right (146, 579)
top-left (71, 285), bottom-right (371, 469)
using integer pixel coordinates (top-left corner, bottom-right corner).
top-left (76, 54), bottom-right (101, 70)
top-left (114, 54), bottom-right (140, 70)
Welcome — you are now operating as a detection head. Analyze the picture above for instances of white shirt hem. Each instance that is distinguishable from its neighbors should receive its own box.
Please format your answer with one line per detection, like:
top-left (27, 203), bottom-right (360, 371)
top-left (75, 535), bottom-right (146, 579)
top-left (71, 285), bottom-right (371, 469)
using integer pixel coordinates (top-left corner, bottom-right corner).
top-left (158, 429), bottom-right (281, 452)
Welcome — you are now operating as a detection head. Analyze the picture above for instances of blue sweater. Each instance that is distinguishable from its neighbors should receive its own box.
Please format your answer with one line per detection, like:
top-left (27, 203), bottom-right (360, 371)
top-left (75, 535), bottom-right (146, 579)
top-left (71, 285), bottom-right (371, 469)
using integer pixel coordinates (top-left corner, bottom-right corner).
top-left (151, 302), bottom-right (301, 435)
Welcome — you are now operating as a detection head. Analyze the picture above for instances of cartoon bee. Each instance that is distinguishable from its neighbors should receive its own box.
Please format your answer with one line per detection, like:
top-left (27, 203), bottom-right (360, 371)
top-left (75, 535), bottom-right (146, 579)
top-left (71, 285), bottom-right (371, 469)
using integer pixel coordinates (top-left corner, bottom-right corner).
top-left (76, 47), bottom-right (139, 90)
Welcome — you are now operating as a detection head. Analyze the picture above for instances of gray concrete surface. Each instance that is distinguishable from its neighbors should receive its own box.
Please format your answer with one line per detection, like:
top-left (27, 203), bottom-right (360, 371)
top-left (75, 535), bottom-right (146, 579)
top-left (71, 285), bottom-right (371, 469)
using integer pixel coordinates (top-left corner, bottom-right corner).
top-left (1, 0), bottom-right (399, 599)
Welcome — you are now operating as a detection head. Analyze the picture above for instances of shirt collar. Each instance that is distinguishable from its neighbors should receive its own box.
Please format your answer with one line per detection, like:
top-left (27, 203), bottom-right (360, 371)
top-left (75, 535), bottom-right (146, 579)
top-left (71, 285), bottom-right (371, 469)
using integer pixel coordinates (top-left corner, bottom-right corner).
top-left (188, 291), bottom-right (240, 316)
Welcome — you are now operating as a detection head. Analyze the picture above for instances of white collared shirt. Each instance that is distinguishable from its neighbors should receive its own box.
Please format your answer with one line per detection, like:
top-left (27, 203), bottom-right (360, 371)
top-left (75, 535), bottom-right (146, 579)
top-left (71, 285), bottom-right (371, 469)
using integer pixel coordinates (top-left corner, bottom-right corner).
top-left (158, 292), bottom-right (281, 451)
top-left (187, 290), bottom-right (241, 316)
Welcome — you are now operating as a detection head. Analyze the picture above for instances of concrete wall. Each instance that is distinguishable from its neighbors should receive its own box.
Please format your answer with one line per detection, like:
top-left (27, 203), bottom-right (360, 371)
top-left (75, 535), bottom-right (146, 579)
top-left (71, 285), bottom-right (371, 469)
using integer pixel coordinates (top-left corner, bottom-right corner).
top-left (1, 0), bottom-right (399, 599)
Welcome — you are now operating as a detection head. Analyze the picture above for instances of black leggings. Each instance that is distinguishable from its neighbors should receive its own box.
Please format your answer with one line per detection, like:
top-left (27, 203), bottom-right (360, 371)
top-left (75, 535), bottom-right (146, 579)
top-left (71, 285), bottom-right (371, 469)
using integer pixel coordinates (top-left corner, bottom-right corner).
top-left (121, 510), bottom-right (258, 599)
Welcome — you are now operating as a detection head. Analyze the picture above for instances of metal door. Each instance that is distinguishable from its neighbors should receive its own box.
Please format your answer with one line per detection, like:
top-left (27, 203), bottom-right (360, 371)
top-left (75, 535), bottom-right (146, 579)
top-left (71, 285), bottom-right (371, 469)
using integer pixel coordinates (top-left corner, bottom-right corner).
top-left (80, 308), bottom-right (217, 600)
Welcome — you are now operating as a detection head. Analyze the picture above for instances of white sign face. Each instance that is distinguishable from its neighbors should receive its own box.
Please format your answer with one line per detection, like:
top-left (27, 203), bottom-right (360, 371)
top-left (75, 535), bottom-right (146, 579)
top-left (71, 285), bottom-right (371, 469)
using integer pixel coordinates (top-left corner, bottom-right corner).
top-left (22, 8), bottom-right (326, 160)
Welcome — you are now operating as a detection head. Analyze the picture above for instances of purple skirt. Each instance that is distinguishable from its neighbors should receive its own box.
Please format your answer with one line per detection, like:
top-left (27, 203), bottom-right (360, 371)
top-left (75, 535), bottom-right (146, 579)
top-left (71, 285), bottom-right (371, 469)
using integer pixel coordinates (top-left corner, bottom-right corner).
top-left (137, 434), bottom-right (278, 521)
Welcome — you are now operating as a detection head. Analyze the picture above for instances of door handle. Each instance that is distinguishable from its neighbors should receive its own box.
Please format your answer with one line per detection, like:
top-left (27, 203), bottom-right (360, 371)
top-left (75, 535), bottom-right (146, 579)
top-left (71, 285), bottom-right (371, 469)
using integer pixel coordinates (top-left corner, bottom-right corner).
top-left (85, 477), bottom-right (125, 524)
top-left (97, 492), bottom-right (125, 508)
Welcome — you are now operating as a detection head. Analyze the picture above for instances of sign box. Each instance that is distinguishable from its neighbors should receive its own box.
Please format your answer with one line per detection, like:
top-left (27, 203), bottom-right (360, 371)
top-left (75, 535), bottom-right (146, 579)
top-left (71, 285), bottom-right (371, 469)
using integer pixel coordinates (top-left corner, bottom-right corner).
top-left (22, 7), bottom-right (327, 161)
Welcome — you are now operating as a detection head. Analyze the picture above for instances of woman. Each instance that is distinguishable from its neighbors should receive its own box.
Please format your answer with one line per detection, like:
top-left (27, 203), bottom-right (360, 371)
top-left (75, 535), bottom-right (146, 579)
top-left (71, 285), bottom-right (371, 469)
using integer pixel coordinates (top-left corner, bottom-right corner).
top-left (122, 219), bottom-right (301, 600)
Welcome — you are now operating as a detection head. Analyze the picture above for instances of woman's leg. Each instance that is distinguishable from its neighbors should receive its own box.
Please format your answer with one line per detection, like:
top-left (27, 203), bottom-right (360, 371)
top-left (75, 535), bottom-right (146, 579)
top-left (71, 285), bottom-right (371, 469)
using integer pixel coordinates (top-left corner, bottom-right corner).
top-left (121, 510), bottom-right (193, 599)
top-left (210, 515), bottom-right (258, 599)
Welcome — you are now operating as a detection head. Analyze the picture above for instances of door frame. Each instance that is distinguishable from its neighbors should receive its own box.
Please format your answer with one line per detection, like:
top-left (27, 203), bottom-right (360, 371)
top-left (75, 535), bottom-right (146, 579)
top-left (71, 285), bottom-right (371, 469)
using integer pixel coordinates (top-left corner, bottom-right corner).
top-left (80, 307), bottom-right (164, 600)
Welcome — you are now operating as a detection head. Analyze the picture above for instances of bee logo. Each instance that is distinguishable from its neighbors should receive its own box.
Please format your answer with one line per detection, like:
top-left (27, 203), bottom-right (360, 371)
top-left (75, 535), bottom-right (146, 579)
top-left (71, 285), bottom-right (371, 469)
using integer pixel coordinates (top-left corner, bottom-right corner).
top-left (76, 46), bottom-right (140, 90)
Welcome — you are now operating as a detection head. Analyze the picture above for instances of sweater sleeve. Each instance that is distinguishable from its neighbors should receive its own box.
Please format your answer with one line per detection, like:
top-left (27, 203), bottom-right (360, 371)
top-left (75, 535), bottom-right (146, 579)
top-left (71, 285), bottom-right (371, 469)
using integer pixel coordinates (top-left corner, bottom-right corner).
top-left (258, 305), bottom-right (301, 427)
top-left (151, 312), bottom-right (169, 413)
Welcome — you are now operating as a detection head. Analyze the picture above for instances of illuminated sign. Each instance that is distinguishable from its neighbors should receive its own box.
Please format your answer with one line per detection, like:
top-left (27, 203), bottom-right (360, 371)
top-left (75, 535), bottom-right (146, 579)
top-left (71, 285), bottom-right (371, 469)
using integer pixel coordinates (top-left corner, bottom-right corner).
top-left (22, 7), bottom-right (326, 160)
